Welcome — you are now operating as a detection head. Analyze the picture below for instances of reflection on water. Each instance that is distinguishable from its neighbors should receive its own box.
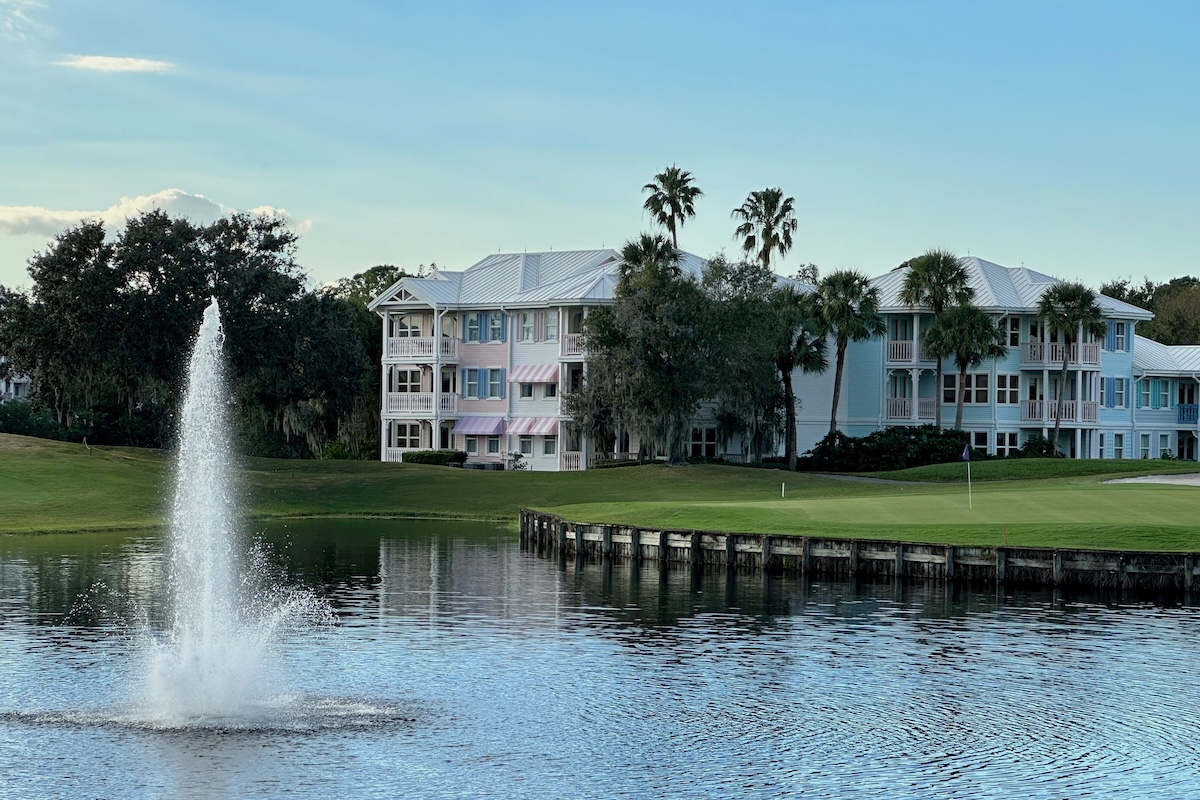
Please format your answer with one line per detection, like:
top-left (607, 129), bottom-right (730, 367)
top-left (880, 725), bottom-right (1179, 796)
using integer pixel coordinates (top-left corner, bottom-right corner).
top-left (3, 519), bottom-right (1200, 799)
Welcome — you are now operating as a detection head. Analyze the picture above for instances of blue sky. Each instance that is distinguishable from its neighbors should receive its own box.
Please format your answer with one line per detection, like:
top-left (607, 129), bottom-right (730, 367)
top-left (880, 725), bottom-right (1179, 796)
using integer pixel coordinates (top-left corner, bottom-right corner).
top-left (1, 0), bottom-right (1197, 290)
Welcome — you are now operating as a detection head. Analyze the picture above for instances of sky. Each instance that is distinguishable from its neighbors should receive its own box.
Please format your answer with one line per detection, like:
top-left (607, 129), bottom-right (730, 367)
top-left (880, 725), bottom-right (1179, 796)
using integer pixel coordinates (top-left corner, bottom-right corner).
top-left (1, 0), bottom-right (1198, 291)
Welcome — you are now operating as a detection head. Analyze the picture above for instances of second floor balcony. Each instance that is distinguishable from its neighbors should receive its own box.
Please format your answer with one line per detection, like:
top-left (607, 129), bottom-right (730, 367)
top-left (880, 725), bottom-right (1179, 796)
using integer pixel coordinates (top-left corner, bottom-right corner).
top-left (1179, 404), bottom-right (1198, 425)
top-left (561, 333), bottom-right (586, 358)
top-left (384, 392), bottom-right (458, 416)
top-left (886, 339), bottom-right (932, 363)
top-left (386, 336), bottom-right (458, 362)
top-left (1021, 399), bottom-right (1099, 424)
top-left (884, 398), bottom-right (937, 420)
top-left (1023, 342), bottom-right (1100, 367)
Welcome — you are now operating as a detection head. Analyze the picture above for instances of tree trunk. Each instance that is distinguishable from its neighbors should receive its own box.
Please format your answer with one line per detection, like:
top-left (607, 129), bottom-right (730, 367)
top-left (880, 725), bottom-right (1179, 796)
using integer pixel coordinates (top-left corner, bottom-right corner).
top-left (782, 367), bottom-right (797, 470)
top-left (829, 341), bottom-right (847, 435)
top-left (1053, 348), bottom-right (1070, 456)
top-left (955, 362), bottom-right (967, 431)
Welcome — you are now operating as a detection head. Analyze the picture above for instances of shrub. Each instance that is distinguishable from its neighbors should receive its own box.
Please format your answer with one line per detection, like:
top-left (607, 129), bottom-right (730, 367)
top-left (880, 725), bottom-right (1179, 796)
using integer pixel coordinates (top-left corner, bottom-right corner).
top-left (0, 401), bottom-right (69, 441)
top-left (803, 425), bottom-right (970, 472)
top-left (590, 458), bottom-right (645, 470)
top-left (1017, 433), bottom-right (1064, 459)
top-left (401, 449), bottom-right (468, 466)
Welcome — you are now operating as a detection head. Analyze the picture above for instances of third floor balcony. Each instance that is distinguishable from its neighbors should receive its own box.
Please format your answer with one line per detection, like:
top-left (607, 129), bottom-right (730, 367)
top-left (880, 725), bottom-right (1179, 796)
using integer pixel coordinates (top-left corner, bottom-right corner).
top-left (1022, 342), bottom-right (1100, 367)
top-left (385, 336), bottom-right (458, 362)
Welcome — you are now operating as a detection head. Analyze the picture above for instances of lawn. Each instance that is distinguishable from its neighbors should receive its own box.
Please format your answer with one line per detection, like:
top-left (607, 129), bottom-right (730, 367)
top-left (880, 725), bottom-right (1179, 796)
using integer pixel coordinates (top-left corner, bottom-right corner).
top-left (3, 433), bottom-right (1200, 550)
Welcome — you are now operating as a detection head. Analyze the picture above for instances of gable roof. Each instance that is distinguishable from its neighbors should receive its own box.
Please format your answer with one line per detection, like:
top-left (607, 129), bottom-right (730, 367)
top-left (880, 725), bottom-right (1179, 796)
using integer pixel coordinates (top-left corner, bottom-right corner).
top-left (873, 256), bottom-right (1153, 320)
top-left (1133, 335), bottom-right (1200, 375)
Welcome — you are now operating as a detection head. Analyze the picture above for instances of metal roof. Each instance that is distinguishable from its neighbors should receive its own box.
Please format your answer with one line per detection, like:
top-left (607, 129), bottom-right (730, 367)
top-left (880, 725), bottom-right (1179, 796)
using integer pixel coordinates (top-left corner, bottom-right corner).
top-left (1133, 335), bottom-right (1200, 375)
top-left (873, 256), bottom-right (1153, 319)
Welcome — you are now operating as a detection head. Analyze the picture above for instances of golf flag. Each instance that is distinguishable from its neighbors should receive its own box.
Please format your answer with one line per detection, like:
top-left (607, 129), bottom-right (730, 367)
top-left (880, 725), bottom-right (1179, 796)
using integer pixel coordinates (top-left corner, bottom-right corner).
top-left (962, 445), bottom-right (970, 461)
top-left (963, 444), bottom-right (973, 509)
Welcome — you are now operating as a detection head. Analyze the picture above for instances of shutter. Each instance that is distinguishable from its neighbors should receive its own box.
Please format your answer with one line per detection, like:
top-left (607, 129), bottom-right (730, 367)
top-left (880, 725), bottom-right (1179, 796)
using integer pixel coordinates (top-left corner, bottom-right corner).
top-left (499, 312), bottom-right (508, 343)
top-left (476, 313), bottom-right (486, 341)
top-left (1106, 322), bottom-right (1116, 352)
top-left (1123, 379), bottom-right (1130, 408)
top-left (1106, 378), bottom-right (1115, 408)
top-left (460, 368), bottom-right (467, 398)
top-left (1151, 379), bottom-right (1161, 409)
top-left (497, 369), bottom-right (506, 399)
top-left (476, 369), bottom-right (487, 399)
top-left (534, 311), bottom-right (543, 342)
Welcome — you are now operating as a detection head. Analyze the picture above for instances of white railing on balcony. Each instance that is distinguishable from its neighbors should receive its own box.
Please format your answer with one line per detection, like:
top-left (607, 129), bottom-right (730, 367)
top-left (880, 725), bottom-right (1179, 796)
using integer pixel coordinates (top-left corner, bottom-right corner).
top-left (917, 398), bottom-right (936, 419)
top-left (386, 336), bottom-right (458, 361)
top-left (562, 451), bottom-right (583, 471)
top-left (384, 392), bottom-right (458, 415)
top-left (1024, 342), bottom-right (1100, 366)
top-left (886, 398), bottom-right (911, 419)
top-left (887, 340), bottom-right (913, 362)
top-left (384, 447), bottom-right (407, 463)
top-left (562, 333), bottom-right (586, 357)
top-left (1021, 400), bottom-right (1099, 423)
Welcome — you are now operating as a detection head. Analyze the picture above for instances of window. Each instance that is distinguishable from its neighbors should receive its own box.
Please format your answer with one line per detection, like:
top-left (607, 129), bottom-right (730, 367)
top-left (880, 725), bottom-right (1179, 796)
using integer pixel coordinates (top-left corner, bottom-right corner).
top-left (1140, 434), bottom-right (1151, 459)
top-left (1160, 381), bottom-right (1171, 409)
top-left (464, 312), bottom-right (506, 343)
top-left (1113, 433), bottom-right (1124, 459)
top-left (465, 370), bottom-right (479, 398)
top-left (489, 314), bottom-right (503, 342)
top-left (391, 314), bottom-right (420, 338)
top-left (519, 436), bottom-right (533, 456)
top-left (996, 374), bottom-right (1019, 404)
top-left (487, 436), bottom-right (501, 455)
top-left (1115, 378), bottom-right (1126, 408)
top-left (1115, 322), bottom-right (1127, 351)
top-left (519, 382), bottom-right (533, 399)
top-left (972, 431), bottom-right (989, 451)
top-left (466, 316), bottom-right (481, 343)
top-left (543, 436), bottom-right (557, 456)
top-left (1139, 380), bottom-right (1151, 408)
top-left (943, 373), bottom-right (989, 404)
top-left (1000, 317), bottom-right (1020, 347)
top-left (488, 370), bottom-right (503, 398)
top-left (394, 368), bottom-right (421, 393)
top-left (1160, 433), bottom-right (1170, 457)
top-left (544, 383), bottom-right (557, 398)
top-left (1100, 433), bottom-right (1106, 458)
top-left (1029, 320), bottom-right (1043, 341)
top-left (545, 311), bottom-right (558, 340)
top-left (393, 422), bottom-right (420, 448)
top-left (465, 436), bottom-right (478, 455)
top-left (519, 312), bottom-right (534, 342)
top-left (689, 427), bottom-right (718, 459)
top-left (1100, 377), bottom-right (1108, 406)
top-left (463, 368), bottom-right (505, 399)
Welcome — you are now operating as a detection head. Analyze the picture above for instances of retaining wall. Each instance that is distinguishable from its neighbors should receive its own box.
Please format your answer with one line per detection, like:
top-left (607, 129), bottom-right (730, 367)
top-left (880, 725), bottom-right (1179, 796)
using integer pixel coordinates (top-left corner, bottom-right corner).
top-left (519, 509), bottom-right (1200, 590)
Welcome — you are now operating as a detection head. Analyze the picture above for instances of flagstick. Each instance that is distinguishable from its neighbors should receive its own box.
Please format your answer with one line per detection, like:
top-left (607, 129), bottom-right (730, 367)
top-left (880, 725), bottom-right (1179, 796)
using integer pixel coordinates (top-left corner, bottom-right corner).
top-left (967, 460), bottom-right (973, 510)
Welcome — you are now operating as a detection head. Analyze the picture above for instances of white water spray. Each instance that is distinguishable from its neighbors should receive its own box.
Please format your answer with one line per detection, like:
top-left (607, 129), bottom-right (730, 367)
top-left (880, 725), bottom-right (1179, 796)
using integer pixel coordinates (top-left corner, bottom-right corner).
top-left (141, 298), bottom-right (320, 722)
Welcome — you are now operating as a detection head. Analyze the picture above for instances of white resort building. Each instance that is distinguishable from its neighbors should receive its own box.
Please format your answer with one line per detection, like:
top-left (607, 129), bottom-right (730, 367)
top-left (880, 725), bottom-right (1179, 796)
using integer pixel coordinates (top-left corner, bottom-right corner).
top-left (370, 250), bottom-right (1200, 469)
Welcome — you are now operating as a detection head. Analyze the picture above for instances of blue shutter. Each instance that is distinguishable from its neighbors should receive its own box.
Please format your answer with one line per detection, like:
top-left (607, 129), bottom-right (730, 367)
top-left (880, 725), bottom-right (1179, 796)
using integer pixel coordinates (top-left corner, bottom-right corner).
top-left (1106, 378), bottom-right (1115, 408)
top-left (460, 368), bottom-right (467, 398)
top-left (476, 369), bottom-right (487, 399)
top-left (1106, 322), bottom-right (1116, 352)
top-left (499, 313), bottom-right (507, 343)
top-left (462, 315), bottom-right (469, 341)
top-left (498, 368), bottom-right (506, 399)
top-left (1124, 379), bottom-right (1130, 408)
top-left (1151, 379), bottom-right (1161, 409)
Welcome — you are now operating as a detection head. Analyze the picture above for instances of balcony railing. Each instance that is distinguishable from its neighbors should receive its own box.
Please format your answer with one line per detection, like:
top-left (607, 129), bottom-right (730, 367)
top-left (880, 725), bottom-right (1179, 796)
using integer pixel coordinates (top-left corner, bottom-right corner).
top-left (384, 447), bottom-right (407, 463)
top-left (886, 339), bottom-right (933, 363)
top-left (384, 392), bottom-right (458, 415)
top-left (561, 333), bottom-right (586, 357)
top-left (885, 398), bottom-right (936, 420)
top-left (386, 336), bottom-right (458, 361)
top-left (1023, 342), bottom-right (1100, 366)
top-left (1180, 404), bottom-right (1199, 425)
top-left (561, 451), bottom-right (582, 471)
top-left (1021, 400), bottom-right (1099, 423)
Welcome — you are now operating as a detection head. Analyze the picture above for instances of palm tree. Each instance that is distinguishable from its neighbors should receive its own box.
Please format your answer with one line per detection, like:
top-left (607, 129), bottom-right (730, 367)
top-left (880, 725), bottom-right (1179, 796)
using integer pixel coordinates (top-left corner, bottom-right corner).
top-left (815, 270), bottom-right (885, 435)
top-left (769, 287), bottom-right (828, 469)
top-left (921, 304), bottom-right (1008, 430)
top-left (616, 232), bottom-right (680, 293)
top-left (1037, 282), bottom-right (1108, 455)
top-left (642, 166), bottom-right (703, 249)
top-left (897, 249), bottom-right (974, 429)
top-left (731, 188), bottom-right (798, 271)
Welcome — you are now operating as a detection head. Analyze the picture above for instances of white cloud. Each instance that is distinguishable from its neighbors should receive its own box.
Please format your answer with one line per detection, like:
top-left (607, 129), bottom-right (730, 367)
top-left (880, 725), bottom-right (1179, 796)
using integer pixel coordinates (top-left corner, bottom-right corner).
top-left (0, 0), bottom-right (46, 41)
top-left (0, 189), bottom-right (313, 237)
top-left (55, 54), bottom-right (174, 73)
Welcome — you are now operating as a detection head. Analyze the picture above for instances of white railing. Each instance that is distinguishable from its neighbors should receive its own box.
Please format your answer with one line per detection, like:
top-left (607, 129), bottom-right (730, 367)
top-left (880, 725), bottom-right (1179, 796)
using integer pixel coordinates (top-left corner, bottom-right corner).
top-left (1024, 342), bottom-right (1100, 366)
top-left (384, 448), bottom-right (407, 463)
top-left (886, 398), bottom-right (911, 419)
top-left (917, 398), bottom-right (936, 419)
top-left (386, 337), bottom-right (458, 360)
top-left (384, 393), bottom-right (458, 415)
top-left (562, 451), bottom-right (583, 471)
top-left (887, 340), bottom-right (913, 362)
top-left (562, 333), bottom-right (585, 357)
top-left (1021, 400), bottom-right (1100, 422)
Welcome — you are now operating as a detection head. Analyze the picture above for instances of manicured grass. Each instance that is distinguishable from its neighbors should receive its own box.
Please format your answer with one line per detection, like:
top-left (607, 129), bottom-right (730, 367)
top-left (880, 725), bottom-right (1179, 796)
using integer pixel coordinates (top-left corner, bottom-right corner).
top-left (4, 433), bottom-right (1200, 550)
top-left (875, 458), bottom-right (1200, 482)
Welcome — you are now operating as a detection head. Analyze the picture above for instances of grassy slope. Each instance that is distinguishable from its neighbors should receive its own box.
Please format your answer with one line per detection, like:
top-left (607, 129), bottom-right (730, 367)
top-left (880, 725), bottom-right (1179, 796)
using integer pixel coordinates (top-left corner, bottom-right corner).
top-left (4, 433), bottom-right (1200, 550)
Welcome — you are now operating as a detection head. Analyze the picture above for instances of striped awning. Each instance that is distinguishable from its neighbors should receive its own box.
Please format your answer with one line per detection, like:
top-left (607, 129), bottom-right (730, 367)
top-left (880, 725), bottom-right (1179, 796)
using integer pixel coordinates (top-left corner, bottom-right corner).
top-left (508, 363), bottom-right (559, 383)
top-left (450, 416), bottom-right (506, 435)
top-left (508, 417), bottom-right (558, 436)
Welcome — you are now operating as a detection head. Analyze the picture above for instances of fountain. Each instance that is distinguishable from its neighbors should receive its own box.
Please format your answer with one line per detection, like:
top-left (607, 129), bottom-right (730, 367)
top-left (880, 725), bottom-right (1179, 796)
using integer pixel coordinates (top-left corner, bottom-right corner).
top-left (140, 297), bottom-right (324, 724)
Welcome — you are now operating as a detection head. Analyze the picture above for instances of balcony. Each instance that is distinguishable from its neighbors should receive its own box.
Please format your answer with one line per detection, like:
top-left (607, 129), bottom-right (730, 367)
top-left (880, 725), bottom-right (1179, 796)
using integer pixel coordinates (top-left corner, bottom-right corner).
top-left (560, 451), bottom-right (601, 471)
top-left (384, 392), bottom-right (458, 416)
top-left (561, 333), bottom-right (586, 357)
top-left (886, 339), bottom-right (932, 363)
top-left (1021, 400), bottom-right (1099, 423)
top-left (1022, 342), bottom-right (1100, 367)
top-left (884, 398), bottom-right (936, 420)
top-left (1180, 404), bottom-right (1199, 425)
top-left (385, 336), bottom-right (458, 362)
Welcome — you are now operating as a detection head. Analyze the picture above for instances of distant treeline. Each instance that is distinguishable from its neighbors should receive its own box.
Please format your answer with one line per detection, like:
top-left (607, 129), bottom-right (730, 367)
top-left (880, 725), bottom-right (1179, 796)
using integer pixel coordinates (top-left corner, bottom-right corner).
top-left (1100, 276), bottom-right (1200, 345)
top-left (0, 211), bottom-right (414, 457)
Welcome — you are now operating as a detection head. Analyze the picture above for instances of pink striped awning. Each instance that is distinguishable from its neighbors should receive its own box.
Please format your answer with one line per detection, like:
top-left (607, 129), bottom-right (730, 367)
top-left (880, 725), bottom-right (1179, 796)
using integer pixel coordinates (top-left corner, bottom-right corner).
top-left (508, 363), bottom-right (559, 383)
top-left (451, 416), bottom-right (506, 435)
top-left (508, 417), bottom-right (559, 436)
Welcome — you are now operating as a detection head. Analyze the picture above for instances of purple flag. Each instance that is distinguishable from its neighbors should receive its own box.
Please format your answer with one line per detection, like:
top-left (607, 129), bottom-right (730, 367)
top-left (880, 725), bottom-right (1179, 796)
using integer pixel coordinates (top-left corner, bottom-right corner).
top-left (962, 445), bottom-right (970, 462)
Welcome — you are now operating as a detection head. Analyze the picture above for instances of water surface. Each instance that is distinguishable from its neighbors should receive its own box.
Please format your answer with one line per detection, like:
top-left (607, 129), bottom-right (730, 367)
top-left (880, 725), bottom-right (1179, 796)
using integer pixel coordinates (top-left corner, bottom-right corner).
top-left (3, 519), bottom-right (1200, 799)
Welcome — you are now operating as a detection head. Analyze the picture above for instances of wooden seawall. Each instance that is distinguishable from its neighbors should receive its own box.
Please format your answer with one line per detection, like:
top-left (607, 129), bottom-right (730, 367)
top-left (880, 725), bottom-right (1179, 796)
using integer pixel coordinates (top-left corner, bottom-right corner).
top-left (519, 509), bottom-right (1200, 590)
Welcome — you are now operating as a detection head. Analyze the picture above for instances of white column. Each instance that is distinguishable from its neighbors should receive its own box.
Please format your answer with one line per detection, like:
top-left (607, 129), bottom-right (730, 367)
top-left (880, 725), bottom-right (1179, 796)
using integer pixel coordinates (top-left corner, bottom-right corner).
top-left (910, 368), bottom-right (919, 420)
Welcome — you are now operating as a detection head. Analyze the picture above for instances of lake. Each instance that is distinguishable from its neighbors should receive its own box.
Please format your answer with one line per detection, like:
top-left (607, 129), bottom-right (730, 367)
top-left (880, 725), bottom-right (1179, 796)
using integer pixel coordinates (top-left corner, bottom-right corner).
top-left (3, 518), bottom-right (1200, 799)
